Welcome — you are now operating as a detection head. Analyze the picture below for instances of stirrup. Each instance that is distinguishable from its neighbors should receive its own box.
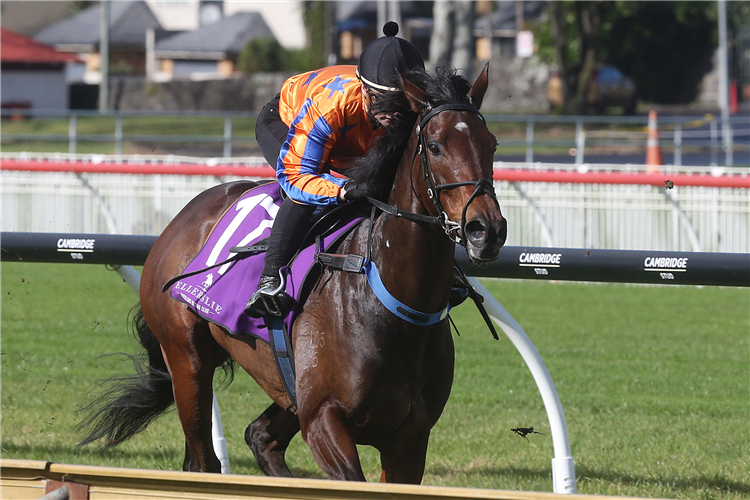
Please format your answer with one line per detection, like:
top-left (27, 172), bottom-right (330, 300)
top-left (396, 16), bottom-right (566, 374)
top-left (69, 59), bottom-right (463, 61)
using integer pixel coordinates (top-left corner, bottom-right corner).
top-left (245, 273), bottom-right (293, 318)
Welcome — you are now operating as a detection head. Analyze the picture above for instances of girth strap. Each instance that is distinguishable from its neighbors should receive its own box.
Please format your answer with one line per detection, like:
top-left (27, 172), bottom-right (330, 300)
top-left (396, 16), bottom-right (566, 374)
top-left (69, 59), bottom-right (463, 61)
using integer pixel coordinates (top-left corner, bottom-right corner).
top-left (268, 315), bottom-right (297, 408)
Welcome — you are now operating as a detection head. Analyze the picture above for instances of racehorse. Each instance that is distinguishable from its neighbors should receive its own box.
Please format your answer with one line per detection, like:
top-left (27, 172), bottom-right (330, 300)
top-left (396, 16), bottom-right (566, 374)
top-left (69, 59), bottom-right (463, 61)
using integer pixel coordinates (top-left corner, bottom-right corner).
top-left (78, 65), bottom-right (506, 483)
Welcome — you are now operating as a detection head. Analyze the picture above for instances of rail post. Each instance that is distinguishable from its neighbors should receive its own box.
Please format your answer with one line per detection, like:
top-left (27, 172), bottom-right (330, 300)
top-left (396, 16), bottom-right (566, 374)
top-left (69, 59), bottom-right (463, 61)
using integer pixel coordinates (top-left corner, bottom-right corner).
top-left (115, 115), bottom-right (123, 156)
top-left (223, 118), bottom-right (233, 158)
top-left (674, 124), bottom-right (682, 166)
top-left (575, 120), bottom-right (585, 165)
top-left (468, 277), bottom-right (577, 494)
top-left (68, 114), bottom-right (77, 154)
top-left (525, 120), bottom-right (534, 163)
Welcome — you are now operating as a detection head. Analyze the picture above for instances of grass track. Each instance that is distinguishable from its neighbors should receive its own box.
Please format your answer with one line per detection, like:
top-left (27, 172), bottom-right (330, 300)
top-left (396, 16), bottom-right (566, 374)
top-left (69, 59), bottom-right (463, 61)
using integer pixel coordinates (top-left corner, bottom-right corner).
top-left (1, 262), bottom-right (748, 499)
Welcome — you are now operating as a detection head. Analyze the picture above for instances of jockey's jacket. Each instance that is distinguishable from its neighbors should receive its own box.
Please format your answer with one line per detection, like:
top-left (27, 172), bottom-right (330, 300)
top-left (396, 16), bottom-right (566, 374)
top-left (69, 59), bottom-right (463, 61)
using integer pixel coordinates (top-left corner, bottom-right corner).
top-left (277, 65), bottom-right (381, 205)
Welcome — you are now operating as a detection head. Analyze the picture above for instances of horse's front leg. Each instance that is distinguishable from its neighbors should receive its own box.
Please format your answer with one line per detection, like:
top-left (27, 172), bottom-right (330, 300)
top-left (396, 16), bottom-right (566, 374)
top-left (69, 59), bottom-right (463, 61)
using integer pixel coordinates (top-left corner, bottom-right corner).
top-left (300, 402), bottom-right (366, 481)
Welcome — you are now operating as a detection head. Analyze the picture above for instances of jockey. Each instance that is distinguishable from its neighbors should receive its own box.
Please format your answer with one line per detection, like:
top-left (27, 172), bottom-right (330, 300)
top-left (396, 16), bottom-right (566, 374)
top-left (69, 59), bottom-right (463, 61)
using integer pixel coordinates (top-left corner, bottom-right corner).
top-left (245, 22), bottom-right (425, 317)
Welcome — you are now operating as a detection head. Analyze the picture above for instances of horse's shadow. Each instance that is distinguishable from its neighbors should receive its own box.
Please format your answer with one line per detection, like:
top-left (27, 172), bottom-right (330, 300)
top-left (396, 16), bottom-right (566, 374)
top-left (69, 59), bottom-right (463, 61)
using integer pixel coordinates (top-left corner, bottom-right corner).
top-left (6, 442), bottom-right (748, 495)
top-left (575, 465), bottom-right (750, 497)
top-left (427, 464), bottom-right (750, 496)
top-left (4, 443), bottom-right (184, 469)
top-left (5, 442), bottom-right (328, 478)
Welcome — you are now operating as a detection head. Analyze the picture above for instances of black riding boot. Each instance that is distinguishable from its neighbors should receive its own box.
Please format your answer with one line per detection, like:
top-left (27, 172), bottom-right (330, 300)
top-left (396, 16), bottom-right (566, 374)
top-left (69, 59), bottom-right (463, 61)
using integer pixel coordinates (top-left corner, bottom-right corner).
top-left (245, 197), bottom-right (316, 317)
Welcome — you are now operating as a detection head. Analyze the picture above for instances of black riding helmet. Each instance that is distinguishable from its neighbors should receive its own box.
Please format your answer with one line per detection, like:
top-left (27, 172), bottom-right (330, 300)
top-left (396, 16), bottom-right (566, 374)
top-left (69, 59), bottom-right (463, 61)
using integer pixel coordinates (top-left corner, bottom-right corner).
top-left (356, 22), bottom-right (425, 92)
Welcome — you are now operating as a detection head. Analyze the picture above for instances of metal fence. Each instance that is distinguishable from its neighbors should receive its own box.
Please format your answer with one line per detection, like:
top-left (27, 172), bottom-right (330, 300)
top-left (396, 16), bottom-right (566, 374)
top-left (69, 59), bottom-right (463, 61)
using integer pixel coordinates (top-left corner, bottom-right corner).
top-left (497, 170), bottom-right (749, 252)
top-left (2, 154), bottom-right (748, 253)
top-left (2, 109), bottom-right (748, 166)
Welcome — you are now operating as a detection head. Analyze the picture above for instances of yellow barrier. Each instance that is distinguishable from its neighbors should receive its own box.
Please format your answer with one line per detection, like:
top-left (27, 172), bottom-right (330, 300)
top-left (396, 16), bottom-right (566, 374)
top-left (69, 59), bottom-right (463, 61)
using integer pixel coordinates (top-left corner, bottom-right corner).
top-left (1, 459), bottom-right (666, 500)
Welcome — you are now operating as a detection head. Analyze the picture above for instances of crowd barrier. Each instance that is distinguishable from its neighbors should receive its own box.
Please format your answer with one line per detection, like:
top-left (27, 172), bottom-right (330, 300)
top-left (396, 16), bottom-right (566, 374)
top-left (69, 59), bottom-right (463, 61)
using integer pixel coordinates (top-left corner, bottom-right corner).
top-left (3, 153), bottom-right (748, 253)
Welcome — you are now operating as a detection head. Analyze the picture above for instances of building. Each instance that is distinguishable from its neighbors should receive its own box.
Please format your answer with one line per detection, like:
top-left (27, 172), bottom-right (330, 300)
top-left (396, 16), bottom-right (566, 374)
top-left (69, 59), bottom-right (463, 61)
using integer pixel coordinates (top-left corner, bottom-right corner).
top-left (34, 0), bottom-right (164, 83)
top-left (0, 1), bottom-right (72, 37)
top-left (1, 28), bottom-right (80, 111)
top-left (145, 0), bottom-right (305, 49)
top-left (473, 1), bottom-right (546, 60)
top-left (154, 11), bottom-right (275, 80)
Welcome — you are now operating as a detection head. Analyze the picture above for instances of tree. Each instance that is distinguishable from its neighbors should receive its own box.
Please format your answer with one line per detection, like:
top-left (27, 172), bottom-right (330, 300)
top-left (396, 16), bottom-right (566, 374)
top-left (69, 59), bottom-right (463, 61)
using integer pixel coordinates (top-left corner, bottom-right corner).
top-left (301, 1), bottom-right (327, 69)
top-left (69, 1), bottom-right (94, 15)
top-left (238, 2), bottom-right (328, 75)
top-left (238, 37), bottom-right (284, 73)
top-left (430, 1), bottom-right (475, 75)
top-left (539, 1), bottom-right (725, 110)
top-left (601, 2), bottom-right (715, 104)
top-left (547, 1), bottom-right (602, 114)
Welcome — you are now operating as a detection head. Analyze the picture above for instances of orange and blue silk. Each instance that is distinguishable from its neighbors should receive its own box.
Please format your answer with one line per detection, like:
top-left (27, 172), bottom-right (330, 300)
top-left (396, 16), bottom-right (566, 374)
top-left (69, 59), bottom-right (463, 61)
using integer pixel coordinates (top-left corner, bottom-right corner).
top-left (276, 65), bottom-right (379, 206)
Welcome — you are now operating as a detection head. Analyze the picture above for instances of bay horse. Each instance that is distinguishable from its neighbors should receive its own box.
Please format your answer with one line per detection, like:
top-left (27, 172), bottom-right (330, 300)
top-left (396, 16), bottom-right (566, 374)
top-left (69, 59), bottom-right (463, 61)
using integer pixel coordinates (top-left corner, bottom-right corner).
top-left (78, 65), bottom-right (506, 483)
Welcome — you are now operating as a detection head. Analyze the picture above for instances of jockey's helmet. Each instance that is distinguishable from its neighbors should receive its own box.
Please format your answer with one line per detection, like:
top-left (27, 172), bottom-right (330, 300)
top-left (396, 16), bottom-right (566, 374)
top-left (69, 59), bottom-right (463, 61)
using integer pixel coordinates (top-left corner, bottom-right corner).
top-left (356, 22), bottom-right (425, 93)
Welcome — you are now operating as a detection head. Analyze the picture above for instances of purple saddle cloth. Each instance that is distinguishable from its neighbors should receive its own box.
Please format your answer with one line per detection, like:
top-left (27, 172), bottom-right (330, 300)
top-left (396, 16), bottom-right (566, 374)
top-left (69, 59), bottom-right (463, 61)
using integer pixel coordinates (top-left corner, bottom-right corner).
top-left (169, 182), bottom-right (362, 343)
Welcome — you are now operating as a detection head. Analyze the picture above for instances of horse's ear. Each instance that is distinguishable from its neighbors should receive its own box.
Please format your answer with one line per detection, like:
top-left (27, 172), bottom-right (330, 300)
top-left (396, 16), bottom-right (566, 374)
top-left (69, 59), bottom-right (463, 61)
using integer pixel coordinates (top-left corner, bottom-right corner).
top-left (468, 62), bottom-right (489, 110)
top-left (401, 77), bottom-right (429, 114)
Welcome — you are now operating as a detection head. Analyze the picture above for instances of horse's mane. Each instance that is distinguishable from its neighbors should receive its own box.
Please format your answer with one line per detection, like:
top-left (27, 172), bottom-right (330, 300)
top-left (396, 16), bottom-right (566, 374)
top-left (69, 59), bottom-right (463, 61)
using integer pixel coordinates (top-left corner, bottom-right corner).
top-left (344, 66), bottom-right (473, 201)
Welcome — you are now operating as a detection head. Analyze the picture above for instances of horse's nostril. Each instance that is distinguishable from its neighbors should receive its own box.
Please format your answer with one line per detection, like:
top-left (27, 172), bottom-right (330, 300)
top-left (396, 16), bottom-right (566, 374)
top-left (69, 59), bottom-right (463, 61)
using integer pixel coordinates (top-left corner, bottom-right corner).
top-left (465, 219), bottom-right (488, 246)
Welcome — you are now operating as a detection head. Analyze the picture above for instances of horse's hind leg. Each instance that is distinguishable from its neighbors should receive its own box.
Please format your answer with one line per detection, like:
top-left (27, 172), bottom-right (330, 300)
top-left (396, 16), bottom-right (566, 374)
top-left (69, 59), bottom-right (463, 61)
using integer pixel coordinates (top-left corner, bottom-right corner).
top-left (159, 322), bottom-right (225, 473)
top-left (245, 403), bottom-right (300, 477)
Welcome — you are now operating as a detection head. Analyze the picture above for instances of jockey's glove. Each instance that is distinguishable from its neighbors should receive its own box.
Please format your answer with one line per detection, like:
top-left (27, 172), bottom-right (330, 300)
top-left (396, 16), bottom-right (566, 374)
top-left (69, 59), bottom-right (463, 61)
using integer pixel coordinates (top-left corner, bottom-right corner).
top-left (343, 181), bottom-right (371, 201)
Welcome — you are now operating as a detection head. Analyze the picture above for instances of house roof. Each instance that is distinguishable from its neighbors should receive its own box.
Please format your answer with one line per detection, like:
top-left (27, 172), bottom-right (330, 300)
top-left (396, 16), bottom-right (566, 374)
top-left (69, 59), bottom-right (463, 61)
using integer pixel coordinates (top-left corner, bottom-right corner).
top-left (34, 1), bottom-right (162, 50)
top-left (155, 12), bottom-right (274, 59)
top-left (1, 28), bottom-right (80, 64)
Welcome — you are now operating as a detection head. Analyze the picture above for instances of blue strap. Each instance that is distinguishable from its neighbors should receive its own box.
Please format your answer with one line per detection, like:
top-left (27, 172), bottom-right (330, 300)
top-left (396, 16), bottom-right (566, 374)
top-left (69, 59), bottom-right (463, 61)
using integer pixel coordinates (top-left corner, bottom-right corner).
top-left (364, 260), bottom-right (450, 326)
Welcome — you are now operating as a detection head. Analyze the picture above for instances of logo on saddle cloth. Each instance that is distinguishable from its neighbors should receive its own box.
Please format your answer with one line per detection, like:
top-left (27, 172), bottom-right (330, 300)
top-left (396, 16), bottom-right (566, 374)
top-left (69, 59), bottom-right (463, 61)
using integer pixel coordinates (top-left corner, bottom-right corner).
top-left (169, 182), bottom-right (362, 343)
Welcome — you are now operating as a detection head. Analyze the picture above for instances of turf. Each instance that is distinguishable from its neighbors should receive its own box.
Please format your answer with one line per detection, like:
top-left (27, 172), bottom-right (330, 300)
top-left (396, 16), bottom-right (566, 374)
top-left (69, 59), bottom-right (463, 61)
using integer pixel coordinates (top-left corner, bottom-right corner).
top-left (1, 262), bottom-right (748, 498)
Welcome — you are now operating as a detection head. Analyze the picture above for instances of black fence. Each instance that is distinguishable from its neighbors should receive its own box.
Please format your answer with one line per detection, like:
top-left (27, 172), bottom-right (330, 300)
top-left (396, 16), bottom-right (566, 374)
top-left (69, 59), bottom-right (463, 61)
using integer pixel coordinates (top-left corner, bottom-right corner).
top-left (2, 232), bottom-right (748, 288)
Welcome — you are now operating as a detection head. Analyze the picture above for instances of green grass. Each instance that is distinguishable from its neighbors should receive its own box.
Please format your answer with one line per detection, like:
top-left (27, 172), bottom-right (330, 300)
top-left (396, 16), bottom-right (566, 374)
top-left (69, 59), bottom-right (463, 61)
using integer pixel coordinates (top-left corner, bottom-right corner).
top-left (1, 116), bottom-right (574, 157)
top-left (2, 262), bottom-right (748, 498)
top-left (1, 116), bottom-right (259, 156)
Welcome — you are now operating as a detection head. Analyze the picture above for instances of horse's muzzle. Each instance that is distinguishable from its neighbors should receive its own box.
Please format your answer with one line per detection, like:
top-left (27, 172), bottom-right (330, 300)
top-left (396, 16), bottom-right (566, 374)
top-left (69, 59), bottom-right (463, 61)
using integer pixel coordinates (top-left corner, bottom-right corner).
top-left (465, 217), bottom-right (507, 261)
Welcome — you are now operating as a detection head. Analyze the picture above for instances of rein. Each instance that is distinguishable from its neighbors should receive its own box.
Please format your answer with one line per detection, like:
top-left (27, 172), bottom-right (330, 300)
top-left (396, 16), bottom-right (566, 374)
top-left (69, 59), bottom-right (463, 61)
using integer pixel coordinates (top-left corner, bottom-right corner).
top-left (368, 103), bottom-right (499, 246)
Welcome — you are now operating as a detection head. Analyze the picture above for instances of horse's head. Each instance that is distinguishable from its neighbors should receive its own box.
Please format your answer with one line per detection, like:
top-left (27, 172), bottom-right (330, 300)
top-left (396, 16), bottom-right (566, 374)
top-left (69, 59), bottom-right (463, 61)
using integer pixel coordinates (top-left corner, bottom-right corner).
top-left (401, 65), bottom-right (507, 262)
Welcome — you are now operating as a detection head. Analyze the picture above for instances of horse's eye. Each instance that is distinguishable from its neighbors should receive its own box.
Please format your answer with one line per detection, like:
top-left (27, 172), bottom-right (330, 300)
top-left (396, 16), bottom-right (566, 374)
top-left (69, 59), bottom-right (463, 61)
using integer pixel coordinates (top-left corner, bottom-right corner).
top-left (427, 142), bottom-right (441, 156)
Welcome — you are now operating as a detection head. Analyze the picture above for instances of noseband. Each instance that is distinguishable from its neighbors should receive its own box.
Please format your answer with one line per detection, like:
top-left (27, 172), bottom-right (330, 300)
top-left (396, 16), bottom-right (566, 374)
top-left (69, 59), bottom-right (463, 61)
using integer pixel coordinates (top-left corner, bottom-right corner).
top-left (415, 103), bottom-right (498, 246)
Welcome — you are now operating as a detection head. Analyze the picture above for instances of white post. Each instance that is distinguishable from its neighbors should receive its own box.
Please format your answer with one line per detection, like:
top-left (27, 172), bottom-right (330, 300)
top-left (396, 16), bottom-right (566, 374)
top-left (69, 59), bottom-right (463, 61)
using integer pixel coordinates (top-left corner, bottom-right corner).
top-left (377, 0), bottom-right (387, 34)
top-left (145, 28), bottom-right (156, 82)
top-left (468, 277), bottom-right (577, 494)
top-left (212, 393), bottom-right (231, 473)
top-left (69, 115), bottom-right (77, 154)
top-left (99, 0), bottom-right (110, 112)
top-left (575, 120), bottom-right (585, 165)
top-left (115, 115), bottom-right (123, 156)
top-left (223, 118), bottom-right (232, 158)
top-left (526, 121), bottom-right (534, 163)
top-left (717, 0), bottom-right (732, 167)
top-left (113, 265), bottom-right (141, 294)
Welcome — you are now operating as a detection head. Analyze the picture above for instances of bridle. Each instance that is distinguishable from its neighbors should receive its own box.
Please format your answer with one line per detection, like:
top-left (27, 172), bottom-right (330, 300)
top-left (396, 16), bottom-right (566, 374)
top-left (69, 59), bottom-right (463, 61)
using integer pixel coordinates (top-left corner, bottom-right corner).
top-left (368, 103), bottom-right (499, 247)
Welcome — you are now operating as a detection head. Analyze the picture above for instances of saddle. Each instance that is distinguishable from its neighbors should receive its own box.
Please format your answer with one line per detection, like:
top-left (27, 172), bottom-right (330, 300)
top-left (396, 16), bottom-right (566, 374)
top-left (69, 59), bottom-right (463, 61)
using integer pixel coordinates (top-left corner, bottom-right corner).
top-left (167, 182), bottom-right (364, 344)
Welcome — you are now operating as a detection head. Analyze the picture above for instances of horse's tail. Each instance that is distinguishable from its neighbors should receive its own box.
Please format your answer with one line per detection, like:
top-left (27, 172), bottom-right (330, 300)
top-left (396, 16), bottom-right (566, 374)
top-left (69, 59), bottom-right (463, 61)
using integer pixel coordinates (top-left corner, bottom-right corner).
top-left (76, 305), bottom-right (174, 449)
